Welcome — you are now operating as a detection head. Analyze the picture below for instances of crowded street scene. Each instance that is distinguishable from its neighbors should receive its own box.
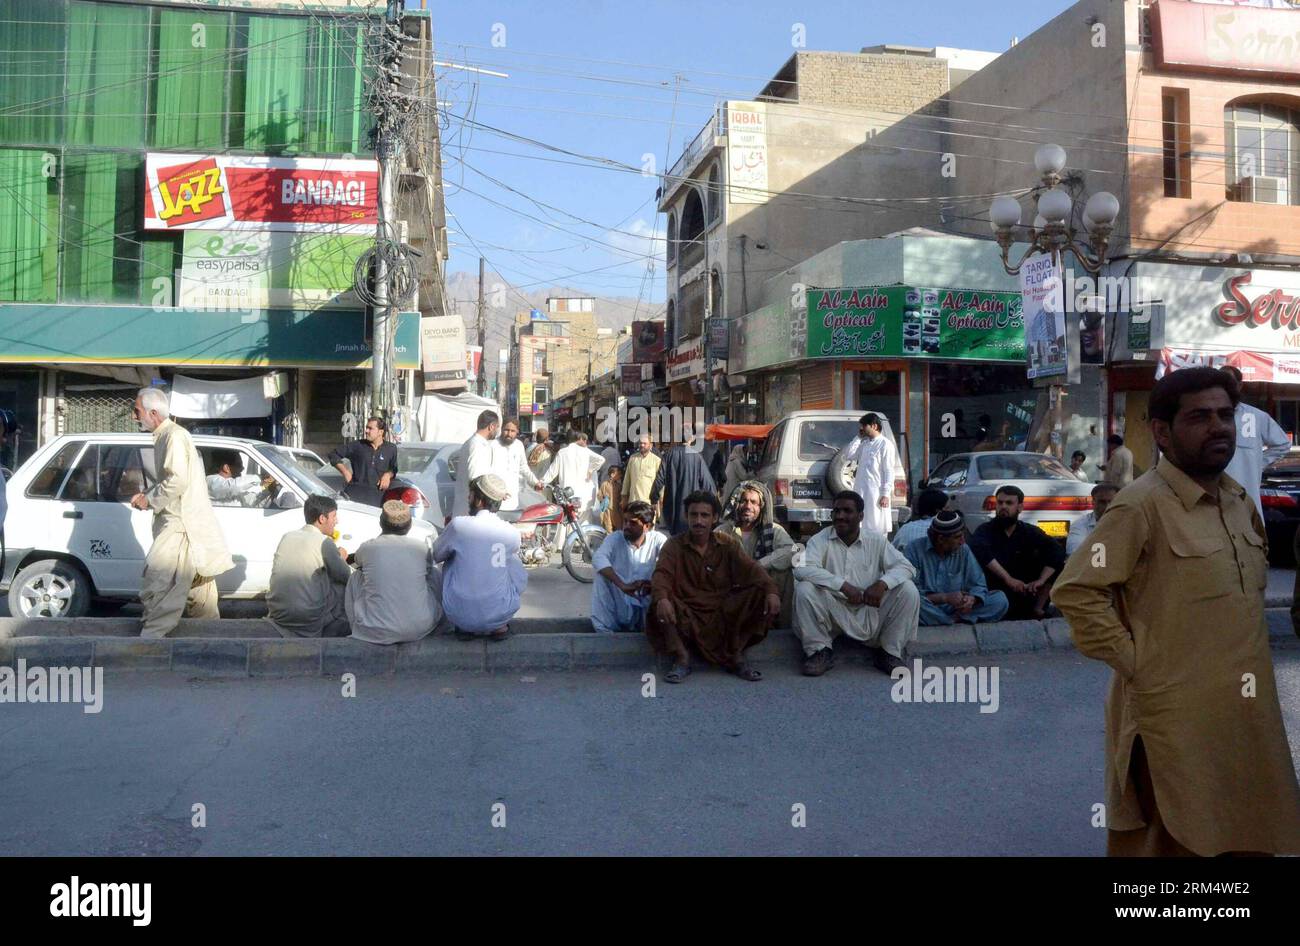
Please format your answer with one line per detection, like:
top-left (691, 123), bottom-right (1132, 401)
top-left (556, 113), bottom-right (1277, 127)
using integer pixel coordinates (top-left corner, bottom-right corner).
top-left (1, 0), bottom-right (1299, 924)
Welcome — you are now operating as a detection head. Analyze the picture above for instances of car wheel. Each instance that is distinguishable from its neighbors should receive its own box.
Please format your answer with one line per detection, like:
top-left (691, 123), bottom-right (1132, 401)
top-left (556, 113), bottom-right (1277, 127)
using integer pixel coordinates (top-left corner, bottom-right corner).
top-left (8, 559), bottom-right (92, 619)
top-left (826, 447), bottom-right (857, 494)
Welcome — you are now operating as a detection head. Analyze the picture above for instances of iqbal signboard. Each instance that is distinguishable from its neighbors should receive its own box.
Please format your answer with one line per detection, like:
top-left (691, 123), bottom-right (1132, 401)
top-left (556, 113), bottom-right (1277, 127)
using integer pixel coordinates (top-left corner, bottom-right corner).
top-left (144, 154), bottom-right (379, 232)
top-left (805, 286), bottom-right (1025, 363)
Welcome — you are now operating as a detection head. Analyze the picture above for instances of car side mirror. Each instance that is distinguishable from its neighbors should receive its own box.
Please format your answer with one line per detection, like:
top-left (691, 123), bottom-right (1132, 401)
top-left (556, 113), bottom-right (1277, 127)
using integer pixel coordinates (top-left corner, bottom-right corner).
top-left (275, 492), bottom-right (302, 510)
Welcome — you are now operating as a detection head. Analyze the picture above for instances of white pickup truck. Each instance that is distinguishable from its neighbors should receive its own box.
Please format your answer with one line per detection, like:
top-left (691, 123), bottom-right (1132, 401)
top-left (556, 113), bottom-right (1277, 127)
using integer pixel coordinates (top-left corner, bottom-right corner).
top-left (1, 433), bottom-right (436, 619)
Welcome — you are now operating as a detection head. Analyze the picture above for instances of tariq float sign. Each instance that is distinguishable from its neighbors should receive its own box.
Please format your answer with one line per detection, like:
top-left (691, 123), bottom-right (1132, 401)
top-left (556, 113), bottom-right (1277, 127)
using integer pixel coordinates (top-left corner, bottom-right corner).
top-left (144, 154), bottom-right (379, 233)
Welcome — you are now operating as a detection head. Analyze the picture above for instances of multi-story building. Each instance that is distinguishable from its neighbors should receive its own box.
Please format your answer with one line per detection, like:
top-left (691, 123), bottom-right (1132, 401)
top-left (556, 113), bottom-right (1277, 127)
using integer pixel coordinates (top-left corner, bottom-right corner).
top-left (657, 45), bottom-right (999, 423)
top-left (0, 0), bottom-right (448, 467)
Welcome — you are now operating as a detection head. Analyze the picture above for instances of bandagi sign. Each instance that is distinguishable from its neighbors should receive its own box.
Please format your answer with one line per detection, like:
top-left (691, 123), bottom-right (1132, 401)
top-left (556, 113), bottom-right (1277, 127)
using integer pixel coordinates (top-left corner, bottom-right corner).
top-left (144, 154), bottom-right (380, 233)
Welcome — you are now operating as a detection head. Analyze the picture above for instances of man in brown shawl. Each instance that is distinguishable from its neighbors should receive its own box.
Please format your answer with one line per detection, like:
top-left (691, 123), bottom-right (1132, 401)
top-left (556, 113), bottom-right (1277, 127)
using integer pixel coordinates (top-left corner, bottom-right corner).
top-left (1053, 367), bottom-right (1300, 856)
top-left (649, 489), bottom-right (780, 683)
top-left (716, 480), bottom-right (795, 627)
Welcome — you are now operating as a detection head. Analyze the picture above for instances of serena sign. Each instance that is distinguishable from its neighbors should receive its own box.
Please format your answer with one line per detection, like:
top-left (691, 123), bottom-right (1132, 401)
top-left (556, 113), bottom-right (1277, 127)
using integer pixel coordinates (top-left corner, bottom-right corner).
top-left (1154, 0), bottom-right (1300, 78)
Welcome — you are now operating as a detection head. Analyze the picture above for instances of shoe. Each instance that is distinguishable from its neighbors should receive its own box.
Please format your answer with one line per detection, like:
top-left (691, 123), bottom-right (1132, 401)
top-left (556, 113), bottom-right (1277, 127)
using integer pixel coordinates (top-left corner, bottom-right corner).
top-left (802, 647), bottom-right (835, 677)
top-left (872, 649), bottom-right (906, 675)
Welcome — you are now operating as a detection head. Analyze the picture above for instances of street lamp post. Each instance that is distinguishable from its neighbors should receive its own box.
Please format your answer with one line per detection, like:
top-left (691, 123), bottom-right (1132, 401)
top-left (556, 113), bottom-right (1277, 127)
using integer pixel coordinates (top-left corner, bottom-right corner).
top-left (988, 144), bottom-right (1121, 458)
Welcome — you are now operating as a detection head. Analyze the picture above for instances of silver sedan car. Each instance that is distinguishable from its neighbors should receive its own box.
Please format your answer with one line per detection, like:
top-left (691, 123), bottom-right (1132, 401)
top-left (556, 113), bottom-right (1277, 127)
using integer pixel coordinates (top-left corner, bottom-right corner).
top-left (919, 451), bottom-right (1096, 542)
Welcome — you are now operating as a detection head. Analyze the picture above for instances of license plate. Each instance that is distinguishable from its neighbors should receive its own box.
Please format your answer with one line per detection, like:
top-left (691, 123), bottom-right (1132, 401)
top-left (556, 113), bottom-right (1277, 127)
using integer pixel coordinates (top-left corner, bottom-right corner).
top-left (1039, 520), bottom-right (1069, 538)
top-left (792, 481), bottom-right (823, 499)
top-left (814, 507), bottom-right (833, 522)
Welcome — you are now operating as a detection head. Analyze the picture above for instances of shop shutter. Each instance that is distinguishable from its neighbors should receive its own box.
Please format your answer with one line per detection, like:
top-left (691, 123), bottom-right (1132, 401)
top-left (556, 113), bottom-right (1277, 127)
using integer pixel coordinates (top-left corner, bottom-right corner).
top-left (801, 363), bottom-right (833, 410)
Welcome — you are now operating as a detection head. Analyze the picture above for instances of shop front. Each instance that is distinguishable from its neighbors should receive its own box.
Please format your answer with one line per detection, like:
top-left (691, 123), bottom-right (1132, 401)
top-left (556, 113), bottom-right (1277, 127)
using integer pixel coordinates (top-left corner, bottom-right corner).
top-left (1111, 260), bottom-right (1300, 473)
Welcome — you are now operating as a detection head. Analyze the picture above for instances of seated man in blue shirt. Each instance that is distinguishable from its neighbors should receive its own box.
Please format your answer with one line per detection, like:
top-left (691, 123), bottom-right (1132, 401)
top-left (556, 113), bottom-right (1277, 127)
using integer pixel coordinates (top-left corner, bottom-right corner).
top-left (903, 510), bottom-right (1009, 626)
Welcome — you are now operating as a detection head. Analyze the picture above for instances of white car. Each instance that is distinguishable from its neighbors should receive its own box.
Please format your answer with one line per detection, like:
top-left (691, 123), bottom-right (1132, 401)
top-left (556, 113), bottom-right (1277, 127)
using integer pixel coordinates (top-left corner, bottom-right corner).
top-left (1, 433), bottom-right (437, 619)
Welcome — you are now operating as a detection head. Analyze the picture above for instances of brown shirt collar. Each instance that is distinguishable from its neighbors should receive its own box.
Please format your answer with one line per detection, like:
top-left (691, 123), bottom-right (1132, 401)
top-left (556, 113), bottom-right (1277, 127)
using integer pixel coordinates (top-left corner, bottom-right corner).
top-left (1155, 455), bottom-right (1246, 511)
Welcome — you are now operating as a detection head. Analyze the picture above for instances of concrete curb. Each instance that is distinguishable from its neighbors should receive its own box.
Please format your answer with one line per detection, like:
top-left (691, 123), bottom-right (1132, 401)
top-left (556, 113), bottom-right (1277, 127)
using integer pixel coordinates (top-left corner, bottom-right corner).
top-left (0, 610), bottom-right (1294, 677)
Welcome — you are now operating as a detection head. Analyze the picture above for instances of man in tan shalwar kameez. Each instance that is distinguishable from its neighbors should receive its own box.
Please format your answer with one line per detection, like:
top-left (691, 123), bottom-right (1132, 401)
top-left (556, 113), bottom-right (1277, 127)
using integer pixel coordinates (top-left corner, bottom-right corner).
top-left (130, 388), bottom-right (234, 638)
top-left (649, 489), bottom-right (780, 683)
top-left (1053, 367), bottom-right (1300, 857)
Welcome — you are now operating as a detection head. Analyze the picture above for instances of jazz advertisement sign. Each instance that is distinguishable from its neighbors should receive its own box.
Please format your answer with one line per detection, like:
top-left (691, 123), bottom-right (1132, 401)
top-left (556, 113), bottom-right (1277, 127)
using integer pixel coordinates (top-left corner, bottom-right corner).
top-left (144, 154), bottom-right (379, 232)
top-left (806, 286), bottom-right (1025, 362)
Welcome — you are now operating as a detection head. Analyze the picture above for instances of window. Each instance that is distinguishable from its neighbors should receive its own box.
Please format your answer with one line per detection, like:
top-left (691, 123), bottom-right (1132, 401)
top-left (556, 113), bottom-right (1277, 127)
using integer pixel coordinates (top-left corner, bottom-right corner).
top-left (1225, 100), bottom-right (1300, 205)
top-left (198, 446), bottom-right (280, 507)
top-left (0, 0), bottom-right (65, 146)
top-left (151, 9), bottom-right (233, 150)
top-left (533, 350), bottom-right (546, 374)
top-left (0, 148), bottom-right (59, 302)
top-left (975, 454), bottom-right (1076, 482)
top-left (96, 445), bottom-right (153, 501)
top-left (798, 420), bottom-right (858, 461)
top-left (666, 212), bottom-right (677, 265)
top-left (706, 163), bottom-right (721, 224)
top-left (534, 385), bottom-right (549, 406)
top-left (758, 421), bottom-right (785, 470)
top-left (65, 0), bottom-right (151, 148)
top-left (927, 458), bottom-right (968, 489)
top-left (1162, 89), bottom-right (1190, 199)
top-left (665, 299), bottom-right (676, 349)
top-left (928, 363), bottom-right (1037, 469)
top-left (1137, 0), bottom-right (1153, 49)
top-left (61, 151), bottom-right (178, 303)
top-left (26, 441), bottom-right (86, 498)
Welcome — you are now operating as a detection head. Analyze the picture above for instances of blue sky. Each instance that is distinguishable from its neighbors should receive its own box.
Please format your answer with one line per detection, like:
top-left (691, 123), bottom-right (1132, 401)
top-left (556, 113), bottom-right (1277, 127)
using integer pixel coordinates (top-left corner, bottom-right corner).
top-left (428, 0), bottom-right (1076, 307)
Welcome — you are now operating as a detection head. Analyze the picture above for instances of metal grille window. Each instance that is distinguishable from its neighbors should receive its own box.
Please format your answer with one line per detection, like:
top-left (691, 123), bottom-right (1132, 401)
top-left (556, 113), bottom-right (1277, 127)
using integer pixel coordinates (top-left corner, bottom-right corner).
top-left (61, 391), bottom-right (138, 435)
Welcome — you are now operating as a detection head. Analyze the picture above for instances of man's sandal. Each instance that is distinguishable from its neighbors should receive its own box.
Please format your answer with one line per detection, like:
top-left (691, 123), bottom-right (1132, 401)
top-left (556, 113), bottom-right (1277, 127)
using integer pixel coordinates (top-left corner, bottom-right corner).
top-left (665, 662), bottom-right (691, 684)
top-left (730, 664), bottom-right (763, 682)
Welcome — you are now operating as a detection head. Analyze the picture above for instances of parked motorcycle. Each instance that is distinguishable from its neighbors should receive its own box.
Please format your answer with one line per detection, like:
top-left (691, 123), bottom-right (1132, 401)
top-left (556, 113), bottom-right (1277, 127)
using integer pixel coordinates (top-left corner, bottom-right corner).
top-left (503, 483), bottom-right (607, 583)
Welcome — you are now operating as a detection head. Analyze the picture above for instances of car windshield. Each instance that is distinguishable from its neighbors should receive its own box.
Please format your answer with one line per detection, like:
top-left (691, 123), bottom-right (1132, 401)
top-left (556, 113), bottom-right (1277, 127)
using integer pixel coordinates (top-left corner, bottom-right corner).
top-left (397, 446), bottom-right (441, 474)
top-left (265, 446), bottom-right (338, 497)
top-left (799, 421), bottom-right (860, 460)
top-left (976, 453), bottom-right (1077, 481)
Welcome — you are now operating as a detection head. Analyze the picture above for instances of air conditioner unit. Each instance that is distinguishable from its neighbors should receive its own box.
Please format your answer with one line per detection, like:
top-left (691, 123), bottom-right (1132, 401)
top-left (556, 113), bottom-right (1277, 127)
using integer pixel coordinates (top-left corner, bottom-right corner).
top-left (1241, 175), bottom-right (1288, 205)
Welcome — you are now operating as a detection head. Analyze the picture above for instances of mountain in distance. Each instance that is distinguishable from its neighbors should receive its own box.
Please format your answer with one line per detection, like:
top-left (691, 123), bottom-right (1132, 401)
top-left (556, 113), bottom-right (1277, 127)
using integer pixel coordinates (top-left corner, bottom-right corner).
top-left (442, 269), bottom-right (666, 375)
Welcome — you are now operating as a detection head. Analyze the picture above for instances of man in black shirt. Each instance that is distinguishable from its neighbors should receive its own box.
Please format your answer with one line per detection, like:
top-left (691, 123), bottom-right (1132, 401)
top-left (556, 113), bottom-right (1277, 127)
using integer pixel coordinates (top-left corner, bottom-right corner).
top-left (329, 415), bottom-right (398, 507)
top-left (970, 484), bottom-right (1067, 620)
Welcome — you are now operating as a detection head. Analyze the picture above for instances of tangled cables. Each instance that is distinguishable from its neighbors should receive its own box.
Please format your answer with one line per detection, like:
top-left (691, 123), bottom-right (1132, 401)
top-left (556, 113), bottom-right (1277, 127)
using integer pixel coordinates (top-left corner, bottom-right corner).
top-left (353, 221), bottom-right (418, 307)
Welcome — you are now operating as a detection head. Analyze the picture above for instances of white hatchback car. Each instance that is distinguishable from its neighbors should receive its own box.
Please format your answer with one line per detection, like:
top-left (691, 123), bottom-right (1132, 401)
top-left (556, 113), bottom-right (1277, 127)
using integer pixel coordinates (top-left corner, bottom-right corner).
top-left (1, 433), bottom-right (437, 619)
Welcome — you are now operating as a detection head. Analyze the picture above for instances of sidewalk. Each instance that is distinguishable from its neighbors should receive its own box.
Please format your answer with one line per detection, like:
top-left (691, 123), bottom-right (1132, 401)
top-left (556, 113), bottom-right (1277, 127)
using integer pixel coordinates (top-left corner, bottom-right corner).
top-left (1, 609), bottom-right (1295, 678)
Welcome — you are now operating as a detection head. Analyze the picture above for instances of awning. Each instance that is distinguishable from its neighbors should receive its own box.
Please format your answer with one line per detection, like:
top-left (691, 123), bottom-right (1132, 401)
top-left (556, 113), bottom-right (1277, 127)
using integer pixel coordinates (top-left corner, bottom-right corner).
top-left (1156, 348), bottom-right (1300, 384)
top-left (705, 423), bottom-right (773, 441)
top-left (170, 374), bottom-right (280, 418)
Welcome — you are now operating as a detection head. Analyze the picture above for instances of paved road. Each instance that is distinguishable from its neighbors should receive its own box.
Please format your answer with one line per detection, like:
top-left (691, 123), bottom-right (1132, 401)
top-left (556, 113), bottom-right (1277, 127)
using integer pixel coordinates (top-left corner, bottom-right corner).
top-left (2, 650), bottom-right (1298, 856)
top-left (0, 556), bottom-right (595, 621)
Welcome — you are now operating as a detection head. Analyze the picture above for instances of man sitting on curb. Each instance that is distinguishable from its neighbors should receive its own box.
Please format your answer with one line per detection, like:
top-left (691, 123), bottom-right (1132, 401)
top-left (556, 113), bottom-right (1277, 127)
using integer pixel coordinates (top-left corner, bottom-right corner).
top-left (267, 494), bottom-right (352, 638)
top-left (591, 500), bottom-right (666, 633)
top-left (970, 485), bottom-right (1067, 620)
top-left (903, 510), bottom-right (1009, 627)
top-left (891, 488), bottom-right (949, 551)
top-left (346, 501), bottom-right (441, 645)
top-left (716, 480), bottom-right (795, 626)
top-left (793, 490), bottom-right (920, 678)
top-left (433, 473), bottom-right (528, 641)
top-left (1066, 483), bottom-right (1119, 555)
top-left (648, 490), bottom-right (780, 683)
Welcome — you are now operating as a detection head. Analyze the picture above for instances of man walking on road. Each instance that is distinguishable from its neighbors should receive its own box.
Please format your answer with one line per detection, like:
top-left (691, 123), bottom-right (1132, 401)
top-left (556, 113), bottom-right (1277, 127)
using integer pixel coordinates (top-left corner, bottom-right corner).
top-left (267, 494), bottom-right (351, 638)
top-left (129, 387), bottom-right (233, 638)
top-left (843, 413), bottom-right (896, 535)
top-left (1053, 366), bottom-right (1300, 857)
top-left (622, 434), bottom-right (660, 507)
top-left (492, 418), bottom-right (541, 512)
top-left (1222, 365), bottom-right (1290, 517)
top-left (543, 430), bottom-right (605, 518)
top-left (649, 427), bottom-right (715, 536)
top-left (330, 416), bottom-right (398, 507)
top-left (452, 410), bottom-right (498, 518)
top-left (793, 490), bottom-right (919, 678)
top-left (648, 490), bottom-right (779, 683)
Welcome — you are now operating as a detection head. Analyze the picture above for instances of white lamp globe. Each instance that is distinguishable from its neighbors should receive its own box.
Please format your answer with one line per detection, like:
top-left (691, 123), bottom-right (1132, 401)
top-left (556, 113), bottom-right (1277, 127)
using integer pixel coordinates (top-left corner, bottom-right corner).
top-left (989, 195), bottom-right (1022, 229)
top-left (1083, 190), bottom-right (1120, 227)
top-left (1034, 143), bottom-right (1067, 176)
top-left (1038, 188), bottom-right (1072, 224)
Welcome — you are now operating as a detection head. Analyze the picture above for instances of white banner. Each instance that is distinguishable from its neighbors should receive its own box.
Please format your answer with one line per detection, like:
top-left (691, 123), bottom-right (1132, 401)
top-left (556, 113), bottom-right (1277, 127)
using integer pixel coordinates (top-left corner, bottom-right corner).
top-left (727, 102), bottom-right (768, 205)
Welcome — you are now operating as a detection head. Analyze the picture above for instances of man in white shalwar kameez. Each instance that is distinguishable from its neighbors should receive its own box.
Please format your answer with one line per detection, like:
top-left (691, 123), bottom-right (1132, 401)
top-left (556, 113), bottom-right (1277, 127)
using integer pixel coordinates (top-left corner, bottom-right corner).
top-left (451, 410), bottom-right (498, 519)
top-left (1222, 366), bottom-right (1291, 517)
top-left (591, 500), bottom-right (666, 633)
top-left (843, 412), bottom-right (896, 535)
top-left (129, 387), bottom-right (233, 638)
top-left (793, 490), bottom-right (920, 678)
top-left (543, 431), bottom-right (606, 518)
top-left (490, 419), bottom-right (541, 512)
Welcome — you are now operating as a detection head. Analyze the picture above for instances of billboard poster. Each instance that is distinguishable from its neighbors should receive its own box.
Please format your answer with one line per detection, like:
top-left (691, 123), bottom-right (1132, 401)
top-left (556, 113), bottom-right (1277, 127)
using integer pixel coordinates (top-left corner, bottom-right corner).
top-left (144, 153), bottom-right (379, 233)
top-left (178, 231), bottom-right (369, 310)
top-left (727, 102), bottom-right (768, 204)
top-left (1020, 255), bottom-right (1067, 380)
top-left (465, 345), bottom-right (483, 382)
top-left (621, 364), bottom-right (642, 395)
top-left (631, 320), bottom-right (666, 362)
top-left (421, 315), bottom-right (467, 382)
top-left (518, 381), bottom-right (534, 415)
top-left (805, 286), bottom-right (1025, 362)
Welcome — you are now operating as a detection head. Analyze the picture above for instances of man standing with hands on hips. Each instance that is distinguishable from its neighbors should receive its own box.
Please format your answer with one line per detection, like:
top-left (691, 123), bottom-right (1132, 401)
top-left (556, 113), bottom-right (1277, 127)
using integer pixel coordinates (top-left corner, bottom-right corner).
top-left (330, 416), bottom-right (398, 507)
top-left (1053, 366), bottom-right (1300, 856)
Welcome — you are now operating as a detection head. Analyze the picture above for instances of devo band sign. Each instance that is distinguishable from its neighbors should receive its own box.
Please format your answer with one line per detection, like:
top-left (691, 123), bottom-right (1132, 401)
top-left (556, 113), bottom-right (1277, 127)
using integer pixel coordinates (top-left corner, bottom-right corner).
top-left (144, 154), bottom-right (380, 233)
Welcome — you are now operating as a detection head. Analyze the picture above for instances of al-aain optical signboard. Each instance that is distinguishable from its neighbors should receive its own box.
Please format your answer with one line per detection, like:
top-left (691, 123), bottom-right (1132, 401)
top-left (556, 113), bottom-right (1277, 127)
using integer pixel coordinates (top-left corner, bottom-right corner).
top-left (144, 154), bottom-right (379, 233)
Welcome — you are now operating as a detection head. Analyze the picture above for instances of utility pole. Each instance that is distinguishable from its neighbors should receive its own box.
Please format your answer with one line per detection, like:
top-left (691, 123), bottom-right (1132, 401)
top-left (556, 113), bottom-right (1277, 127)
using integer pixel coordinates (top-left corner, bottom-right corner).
top-left (368, 0), bottom-right (405, 420)
top-left (476, 256), bottom-right (486, 395)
